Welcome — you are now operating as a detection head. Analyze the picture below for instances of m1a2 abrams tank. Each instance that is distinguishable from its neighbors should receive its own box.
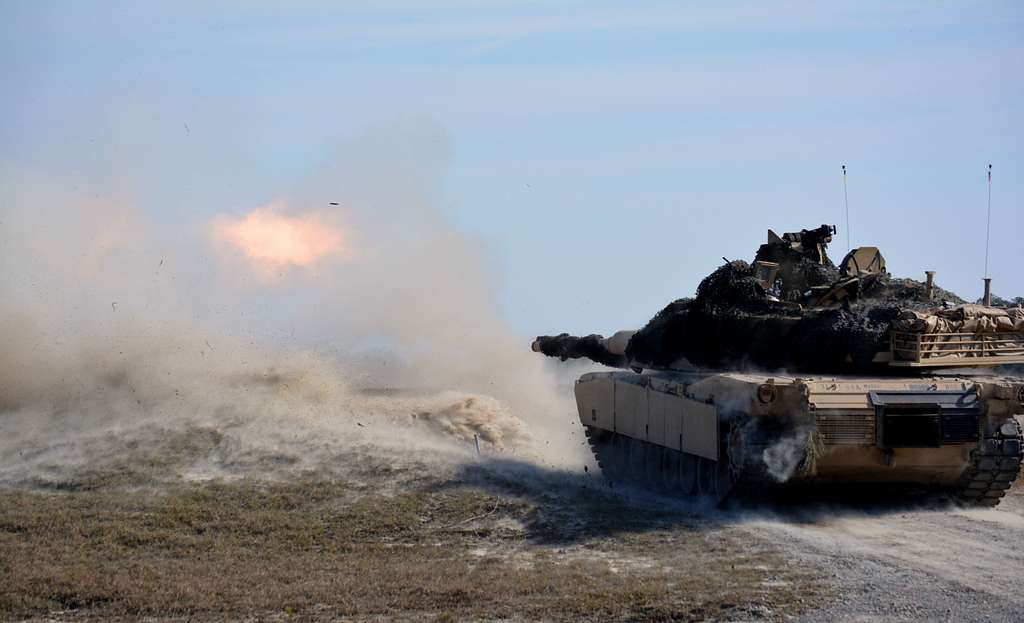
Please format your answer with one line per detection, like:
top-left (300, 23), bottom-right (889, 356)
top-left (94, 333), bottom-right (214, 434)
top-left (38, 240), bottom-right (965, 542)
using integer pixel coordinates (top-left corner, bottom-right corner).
top-left (534, 224), bottom-right (1024, 506)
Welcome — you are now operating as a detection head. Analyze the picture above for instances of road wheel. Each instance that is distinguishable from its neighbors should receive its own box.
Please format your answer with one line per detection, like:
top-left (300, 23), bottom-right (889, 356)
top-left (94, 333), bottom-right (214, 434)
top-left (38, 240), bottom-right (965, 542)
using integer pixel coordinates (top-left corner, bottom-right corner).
top-left (627, 438), bottom-right (647, 483)
top-left (661, 449), bottom-right (682, 492)
top-left (679, 452), bottom-right (699, 495)
top-left (698, 419), bottom-right (747, 502)
top-left (696, 457), bottom-right (719, 497)
top-left (645, 443), bottom-right (664, 489)
top-left (603, 433), bottom-right (630, 481)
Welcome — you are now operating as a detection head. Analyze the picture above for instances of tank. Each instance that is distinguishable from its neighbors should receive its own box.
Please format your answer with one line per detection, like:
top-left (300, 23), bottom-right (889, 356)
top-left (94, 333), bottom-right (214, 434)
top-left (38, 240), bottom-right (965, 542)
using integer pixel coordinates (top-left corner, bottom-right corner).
top-left (534, 225), bottom-right (1024, 505)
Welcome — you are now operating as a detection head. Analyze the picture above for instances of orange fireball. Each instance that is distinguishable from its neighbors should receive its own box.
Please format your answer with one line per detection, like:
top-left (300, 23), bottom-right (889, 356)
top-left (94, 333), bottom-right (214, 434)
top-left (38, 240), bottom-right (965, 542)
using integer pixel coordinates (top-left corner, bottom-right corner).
top-left (214, 205), bottom-right (345, 271)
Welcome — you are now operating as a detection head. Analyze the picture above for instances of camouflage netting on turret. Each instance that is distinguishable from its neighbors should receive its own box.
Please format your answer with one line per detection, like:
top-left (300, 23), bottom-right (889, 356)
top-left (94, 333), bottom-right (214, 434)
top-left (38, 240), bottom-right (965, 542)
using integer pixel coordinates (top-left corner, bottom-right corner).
top-left (624, 261), bottom-right (945, 373)
top-left (534, 223), bottom-right (1021, 374)
top-left (858, 274), bottom-right (965, 308)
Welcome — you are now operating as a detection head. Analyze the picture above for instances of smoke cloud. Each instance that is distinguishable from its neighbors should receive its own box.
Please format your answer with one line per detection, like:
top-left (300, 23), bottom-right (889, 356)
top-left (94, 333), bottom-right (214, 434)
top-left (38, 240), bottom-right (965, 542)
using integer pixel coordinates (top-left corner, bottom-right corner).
top-left (0, 120), bottom-right (581, 486)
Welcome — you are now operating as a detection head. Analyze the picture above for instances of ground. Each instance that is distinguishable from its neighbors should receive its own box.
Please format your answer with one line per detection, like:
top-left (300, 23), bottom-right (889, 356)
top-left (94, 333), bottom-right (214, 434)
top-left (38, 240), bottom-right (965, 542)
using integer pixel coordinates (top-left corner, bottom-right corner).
top-left (1, 428), bottom-right (1022, 622)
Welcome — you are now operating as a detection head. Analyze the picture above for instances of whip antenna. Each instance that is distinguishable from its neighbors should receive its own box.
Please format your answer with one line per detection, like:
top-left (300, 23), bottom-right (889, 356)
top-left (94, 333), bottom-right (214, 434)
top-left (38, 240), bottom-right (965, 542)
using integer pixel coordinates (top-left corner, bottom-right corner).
top-left (842, 165), bottom-right (850, 252)
top-left (985, 164), bottom-right (992, 278)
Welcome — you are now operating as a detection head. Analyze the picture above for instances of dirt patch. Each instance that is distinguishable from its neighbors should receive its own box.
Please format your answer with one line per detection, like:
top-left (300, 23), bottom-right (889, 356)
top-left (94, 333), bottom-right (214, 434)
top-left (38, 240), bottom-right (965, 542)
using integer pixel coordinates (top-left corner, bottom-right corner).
top-left (411, 396), bottom-right (527, 451)
top-left (748, 491), bottom-right (1024, 622)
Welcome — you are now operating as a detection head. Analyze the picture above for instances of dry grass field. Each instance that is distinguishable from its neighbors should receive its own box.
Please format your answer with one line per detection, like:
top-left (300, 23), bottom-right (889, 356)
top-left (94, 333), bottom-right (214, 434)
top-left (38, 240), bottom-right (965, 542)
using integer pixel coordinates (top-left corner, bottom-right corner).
top-left (4, 427), bottom-right (1022, 622)
top-left (0, 441), bottom-right (829, 622)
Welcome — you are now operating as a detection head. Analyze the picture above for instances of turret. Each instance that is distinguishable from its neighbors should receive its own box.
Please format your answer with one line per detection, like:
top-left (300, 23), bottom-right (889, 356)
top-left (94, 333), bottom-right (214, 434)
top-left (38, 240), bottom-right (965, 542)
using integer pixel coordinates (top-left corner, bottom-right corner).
top-left (533, 223), bottom-right (1024, 373)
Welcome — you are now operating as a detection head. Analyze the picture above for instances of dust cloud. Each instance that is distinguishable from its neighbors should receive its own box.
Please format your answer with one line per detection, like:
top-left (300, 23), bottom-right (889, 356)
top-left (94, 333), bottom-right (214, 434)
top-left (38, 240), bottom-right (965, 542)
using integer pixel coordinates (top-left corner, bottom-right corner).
top-left (0, 121), bottom-right (582, 487)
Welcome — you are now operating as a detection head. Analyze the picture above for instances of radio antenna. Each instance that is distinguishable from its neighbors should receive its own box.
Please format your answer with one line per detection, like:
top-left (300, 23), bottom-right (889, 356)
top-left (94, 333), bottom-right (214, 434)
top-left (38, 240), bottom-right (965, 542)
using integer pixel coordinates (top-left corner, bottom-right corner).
top-left (985, 164), bottom-right (992, 278)
top-left (842, 165), bottom-right (850, 252)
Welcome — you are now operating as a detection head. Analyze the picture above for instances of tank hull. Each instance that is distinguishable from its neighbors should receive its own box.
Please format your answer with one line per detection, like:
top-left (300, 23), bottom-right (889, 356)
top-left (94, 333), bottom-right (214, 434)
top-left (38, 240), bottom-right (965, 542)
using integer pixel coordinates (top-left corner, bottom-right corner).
top-left (575, 370), bottom-right (1023, 504)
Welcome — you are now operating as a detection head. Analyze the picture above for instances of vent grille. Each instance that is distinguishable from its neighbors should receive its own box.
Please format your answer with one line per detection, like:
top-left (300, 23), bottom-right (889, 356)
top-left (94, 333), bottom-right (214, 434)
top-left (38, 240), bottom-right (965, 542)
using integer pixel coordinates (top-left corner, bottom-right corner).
top-left (883, 410), bottom-right (940, 447)
top-left (941, 413), bottom-right (980, 443)
top-left (816, 413), bottom-right (874, 446)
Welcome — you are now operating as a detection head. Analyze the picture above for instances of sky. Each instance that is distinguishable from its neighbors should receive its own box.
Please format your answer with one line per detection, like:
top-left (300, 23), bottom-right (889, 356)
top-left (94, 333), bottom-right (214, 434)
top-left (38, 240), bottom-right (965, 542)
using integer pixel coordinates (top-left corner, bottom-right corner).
top-left (2, 1), bottom-right (1022, 338)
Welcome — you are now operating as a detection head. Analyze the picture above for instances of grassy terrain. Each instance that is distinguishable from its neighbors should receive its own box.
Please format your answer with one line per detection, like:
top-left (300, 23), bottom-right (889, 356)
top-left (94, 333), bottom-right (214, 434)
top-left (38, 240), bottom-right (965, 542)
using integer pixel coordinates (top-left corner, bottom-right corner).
top-left (0, 460), bottom-right (830, 622)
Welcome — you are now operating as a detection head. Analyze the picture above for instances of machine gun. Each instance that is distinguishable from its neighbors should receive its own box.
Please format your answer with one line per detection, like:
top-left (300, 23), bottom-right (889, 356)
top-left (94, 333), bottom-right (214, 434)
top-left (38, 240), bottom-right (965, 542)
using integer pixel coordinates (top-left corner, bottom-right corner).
top-left (754, 224), bottom-right (838, 301)
top-left (774, 223), bottom-right (835, 264)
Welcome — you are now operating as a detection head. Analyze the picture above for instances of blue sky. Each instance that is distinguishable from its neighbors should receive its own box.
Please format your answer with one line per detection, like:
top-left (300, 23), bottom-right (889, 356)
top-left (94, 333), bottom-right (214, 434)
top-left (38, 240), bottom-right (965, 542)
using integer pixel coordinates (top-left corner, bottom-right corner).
top-left (2, 1), bottom-right (1022, 337)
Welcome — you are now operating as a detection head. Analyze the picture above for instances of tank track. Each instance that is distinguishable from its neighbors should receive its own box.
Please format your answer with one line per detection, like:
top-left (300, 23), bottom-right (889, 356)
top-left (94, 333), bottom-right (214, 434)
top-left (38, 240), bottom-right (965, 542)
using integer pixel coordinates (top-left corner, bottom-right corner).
top-left (583, 425), bottom-right (745, 502)
top-left (584, 427), bottom-right (616, 478)
top-left (956, 419), bottom-right (1022, 507)
top-left (586, 420), bottom-right (1024, 506)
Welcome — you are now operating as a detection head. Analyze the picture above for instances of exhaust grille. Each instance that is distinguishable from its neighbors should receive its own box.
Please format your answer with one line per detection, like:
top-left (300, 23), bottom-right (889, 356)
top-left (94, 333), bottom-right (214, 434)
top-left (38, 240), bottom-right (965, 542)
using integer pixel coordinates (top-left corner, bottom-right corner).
top-left (882, 408), bottom-right (940, 447)
top-left (869, 390), bottom-right (981, 448)
top-left (816, 413), bottom-right (875, 446)
top-left (942, 413), bottom-right (980, 443)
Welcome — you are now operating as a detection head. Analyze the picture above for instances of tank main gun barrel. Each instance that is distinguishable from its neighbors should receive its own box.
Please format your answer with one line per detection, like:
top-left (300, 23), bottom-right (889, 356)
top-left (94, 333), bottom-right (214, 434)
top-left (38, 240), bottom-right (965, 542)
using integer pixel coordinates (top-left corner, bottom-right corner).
top-left (532, 331), bottom-right (635, 369)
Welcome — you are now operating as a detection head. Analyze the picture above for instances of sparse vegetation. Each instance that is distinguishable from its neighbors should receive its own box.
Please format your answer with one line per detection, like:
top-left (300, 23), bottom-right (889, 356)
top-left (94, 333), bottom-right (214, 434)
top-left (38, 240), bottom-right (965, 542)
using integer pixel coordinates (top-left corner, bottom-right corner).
top-left (0, 462), bottom-right (829, 621)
